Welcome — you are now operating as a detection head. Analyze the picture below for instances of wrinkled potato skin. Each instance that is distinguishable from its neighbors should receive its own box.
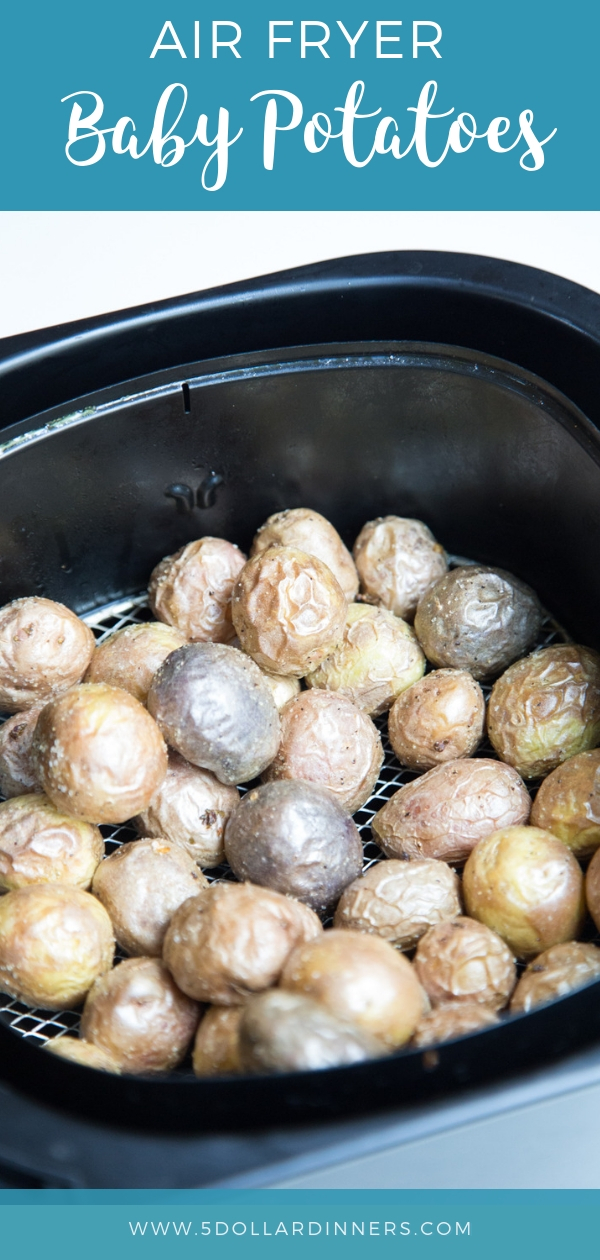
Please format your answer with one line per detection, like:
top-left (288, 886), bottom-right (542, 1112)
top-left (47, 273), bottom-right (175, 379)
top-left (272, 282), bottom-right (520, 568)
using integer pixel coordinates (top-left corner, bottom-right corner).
top-left (510, 942), bottom-right (600, 1014)
top-left (0, 597), bottom-right (96, 713)
top-left (0, 794), bottom-right (104, 891)
top-left (163, 881), bottom-right (322, 1004)
top-left (262, 691), bottom-right (383, 814)
top-left (0, 884), bottom-right (114, 1008)
top-left (414, 566), bottom-right (543, 680)
top-left (134, 751), bottom-right (239, 868)
top-left (334, 858), bottom-right (461, 950)
top-left (414, 916), bottom-right (516, 1010)
top-left (225, 780), bottom-right (363, 913)
top-left (251, 508), bottom-right (359, 601)
top-left (463, 825), bottom-right (585, 960)
top-left (32, 684), bottom-right (168, 824)
top-left (488, 646), bottom-right (600, 781)
top-left (239, 990), bottom-right (384, 1074)
top-left (81, 957), bottom-right (199, 1074)
top-left (92, 838), bottom-right (208, 956)
top-left (149, 537), bottom-right (246, 644)
top-left (306, 604), bottom-right (426, 717)
top-left (372, 759), bottom-right (531, 864)
top-left (388, 669), bottom-right (485, 772)
top-left (353, 516), bottom-right (447, 622)
top-left (412, 1002), bottom-right (499, 1048)
top-left (45, 1036), bottom-right (122, 1073)
top-left (530, 750), bottom-right (600, 858)
top-left (280, 929), bottom-right (427, 1049)
top-left (147, 643), bottom-right (280, 786)
top-left (584, 847), bottom-right (600, 933)
top-left (193, 1006), bottom-right (245, 1076)
top-left (0, 706), bottom-right (44, 798)
top-left (85, 622), bottom-right (186, 704)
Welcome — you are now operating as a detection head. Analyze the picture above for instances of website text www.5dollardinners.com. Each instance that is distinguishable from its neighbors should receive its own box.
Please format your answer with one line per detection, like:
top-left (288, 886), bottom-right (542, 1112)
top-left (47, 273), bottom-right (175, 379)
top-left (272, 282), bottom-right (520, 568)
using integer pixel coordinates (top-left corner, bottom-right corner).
top-left (127, 1220), bottom-right (471, 1238)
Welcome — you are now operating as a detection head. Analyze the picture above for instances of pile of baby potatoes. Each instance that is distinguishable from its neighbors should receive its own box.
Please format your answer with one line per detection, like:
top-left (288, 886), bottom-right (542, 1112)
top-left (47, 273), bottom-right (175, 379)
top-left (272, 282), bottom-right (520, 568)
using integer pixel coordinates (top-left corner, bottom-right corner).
top-left (1, 509), bottom-right (600, 1079)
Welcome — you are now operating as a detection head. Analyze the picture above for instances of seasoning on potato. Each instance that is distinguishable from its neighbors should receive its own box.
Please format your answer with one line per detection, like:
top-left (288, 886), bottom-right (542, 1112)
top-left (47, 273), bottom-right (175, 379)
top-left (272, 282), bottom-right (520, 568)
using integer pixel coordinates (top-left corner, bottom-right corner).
top-left (32, 683), bottom-right (168, 824)
top-left (85, 622), bottom-right (186, 704)
top-left (412, 1002), bottom-right (499, 1049)
top-left (414, 566), bottom-right (543, 680)
top-left (149, 537), bottom-right (246, 644)
top-left (45, 1036), bottom-right (122, 1073)
top-left (239, 990), bottom-right (385, 1074)
top-left (193, 1006), bottom-right (245, 1077)
top-left (251, 507), bottom-right (359, 601)
top-left (530, 750), bottom-right (600, 859)
top-left (0, 705), bottom-right (44, 799)
top-left (81, 957), bottom-right (200, 1074)
top-left (163, 881), bottom-right (322, 1004)
top-left (134, 750), bottom-right (239, 868)
top-left (584, 846), bottom-right (600, 933)
top-left (147, 643), bottom-right (280, 786)
top-left (92, 838), bottom-right (208, 957)
top-left (510, 942), bottom-right (600, 1014)
top-left (333, 858), bottom-right (461, 950)
top-left (262, 690), bottom-right (383, 814)
top-left (224, 780), bottom-right (363, 913)
top-left (0, 597), bottom-right (96, 714)
top-left (371, 759), bottom-right (531, 864)
top-left (463, 825), bottom-right (585, 960)
top-left (0, 795), bottom-right (104, 892)
top-left (414, 916), bottom-right (516, 1010)
top-left (487, 645), bottom-right (600, 780)
top-left (388, 669), bottom-right (485, 771)
top-left (0, 884), bottom-right (114, 1009)
top-left (305, 603), bottom-right (426, 716)
top-left (353, 516), bottom-right (447, 622)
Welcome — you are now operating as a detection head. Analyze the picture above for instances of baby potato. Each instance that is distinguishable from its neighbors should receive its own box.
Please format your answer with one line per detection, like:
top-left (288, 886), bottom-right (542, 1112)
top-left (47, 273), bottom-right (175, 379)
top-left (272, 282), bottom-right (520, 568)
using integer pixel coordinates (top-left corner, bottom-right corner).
top-left (0, 794), bottom-right (104, 891)
top-left (463, 825), bottom-right (585, 959)
top-left (0, 597), bottom-right (96, 713)
top-left (353, 516), bottom-right (447, 622)
top-left (134, 750), bottom-right (239, 869)
top-left (0, 884), bottom-right (114, 1008)
top-left (414, 566), bottom-right (543, 680)
top-left (45, 1036), bottom-right (122, 1073)
top-left (412, 1002), bottom-right (499, 1049)
top-left (251, 507), bottom-right (359, 601)
top-left (584, 847), bottom-right (600, 932)
top-left (488, 645), bottom-right (600, 780)
top-left (148, 643), bottom-right (280, 786)
top-left (225, 780), bottom-right (363, 914)
top-left (414, 917), bottom-right (516, 1010)
top-left (85, 622), bottom-right (186, 704)
top-left (32, 684), bottom-right (168, 824)
top-left (371, 759), bottom-right (531, 864)
top-left (239, 990), bottom-right (385, 1074)
top-left (510, 942), bottom-right (600, 1014)
top-left (280, 929), bottom-right (427, 1049)
top-left (163, 881), bottom-right (322, 1004)
top-left (92, 838), bottom-right (208, 956)
top-left (262, 690), bottom-right (383, 814)
top-left (149, 537), bottom-right (246, 644)
top-left (306, 604), bottom-right (426, 717)
top-left (193, 1006), bottom-right (245, 1076)
top-left (530, 750), bottom-right (600, 858)
top-left (0, 706), bottom-right (44, 799)
top-left (388, 669), bottom-right (485, 771)
top-left (263, 672), bottom-right (301, 710)
top-left (333, 858), bottom-right (461, 950)
top-left (81, 957), bottom-right (199, 1074)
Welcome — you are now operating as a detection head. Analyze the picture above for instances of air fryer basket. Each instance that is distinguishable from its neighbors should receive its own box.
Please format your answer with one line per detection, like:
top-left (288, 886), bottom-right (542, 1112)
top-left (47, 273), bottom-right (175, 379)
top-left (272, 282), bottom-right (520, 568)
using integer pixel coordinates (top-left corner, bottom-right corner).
top-left (2, 253), bottom-right (600, 1135)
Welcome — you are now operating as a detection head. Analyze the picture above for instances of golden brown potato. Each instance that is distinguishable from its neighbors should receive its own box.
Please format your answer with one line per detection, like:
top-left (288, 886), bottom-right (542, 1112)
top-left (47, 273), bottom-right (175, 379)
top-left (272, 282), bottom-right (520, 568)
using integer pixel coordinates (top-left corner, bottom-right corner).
top-left (92, 838), bottom-right (208, 956)
top-left (412, 1002), bottom-right (499, 1048)
top-left (333, 858), bottom-right (461, 950)
top-left (239, 990), bottom-right (385, 1073)
top-left (0, 706), bottom-right (44, 798)
top-left (510, 942), bottom-right (600, 1014)
top-left (45, 1036), bottom-right (122, 1073)
top-left (280, 929), bottom-right (427, 1049)
top-left (0, 794), bottom-right (104, 891)
top-left (388, 669), bottom-right (485, 771)
top-left (306, 604), bottom-right (426, 716)
top-left (487, 645), bottom-right (600, 780)
top-left (134, 750), bottom-right (239, 869)
top-left (371, 759), bottom-right (531, 864)
top-left (584, 847), bottom-right (600, 933)
top-left (32, 683), bottom-right (168, 824)
top-left (85, 622), bottom-right (186, 704)
top-left (414, 917), bottom-right (516, 1010)
top-left (251, 508), bottom-right (359, 601)
top-left (0, 597), bottom-right (96, 713)
top-left (192, 1006), bottom-right (245, 1076)
top-left (262, 691), bottom-right (383, 814)
top-left (81, 957), bottom-right (199, 1074)
top-left (0, 884), bottom-right (114, 1008)
top-left (231, 547), bottom-right (347, 677)
top-left (353, 516), bottom-right (447, 622)
top-left (149, 537), bottom-right (246, 644)
top-left (531, 751), bottom-right (600, 859)
top-left (463, 826), bottom-right (585, 960)
top-left (163, 881), bottom-right (322, 1004)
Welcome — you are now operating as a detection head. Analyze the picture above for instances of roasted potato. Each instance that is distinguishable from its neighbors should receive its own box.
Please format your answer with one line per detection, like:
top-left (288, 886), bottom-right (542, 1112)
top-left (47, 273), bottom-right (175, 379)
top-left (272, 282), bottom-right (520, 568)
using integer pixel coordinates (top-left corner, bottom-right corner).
top-left (353, 516), bottom-right (447, 622)
top-left (134, 750), bottom-right (239, 869)
top-left (414, 916), bottom-right (516, 1010)
top-left (0, 883), bottom-right (114, 1008)
top-left (45, 1036), bottom-right (122, 1073)
top-left (584, 847), bottom-right (600, 933)
top-left (530, 750), bottom-right (600, 859)
top-left (333, 858), bottom-right (461, 950)
top-left (251, 508), bottom-right (359, 601)
top-left (305, 603), bottom-right (426, 716)
top-left (0, 597), bottom-right (96, 713)
top-left (81, 957), bottom-right (199, 1074)
top-left (92, 838), bottom-right (208, 956)
top-left (510, 942), bottom-right (600, 1013)
top-left (85, 622), bottom-right (186, 704)
top-left (192, 1006), bottom-right (245, 1076)
top-left (388, 668), bottom-right (485, 771)
top-left (149, 537), bottom-right (246, 644)
top-left (0, 794), bottom-right (104, 891)
top-left (0, 705), bottom-right (44, 798)
top-left (239, 990), bottom-right (384, 1073)
top-left (412, 1002), bottom-right (499, 1048)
